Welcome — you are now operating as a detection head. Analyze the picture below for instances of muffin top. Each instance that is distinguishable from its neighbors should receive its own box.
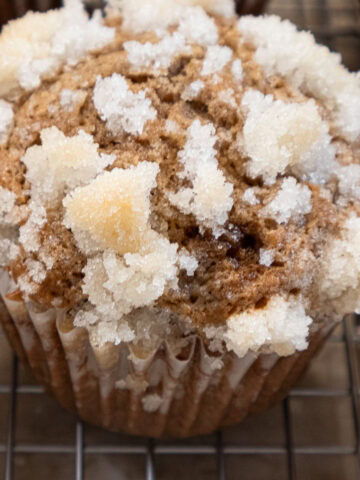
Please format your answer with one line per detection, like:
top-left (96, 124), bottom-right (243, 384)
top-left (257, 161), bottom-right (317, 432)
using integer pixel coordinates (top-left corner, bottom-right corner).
top-left (0, 0), bottom-right (359, 358)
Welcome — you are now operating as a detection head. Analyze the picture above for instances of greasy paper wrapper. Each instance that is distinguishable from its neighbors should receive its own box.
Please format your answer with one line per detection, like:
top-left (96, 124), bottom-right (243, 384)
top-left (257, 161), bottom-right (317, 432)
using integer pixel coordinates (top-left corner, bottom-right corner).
top-left (0, 0), bottom-right (269, 26)
top-left (0, 271), bottom-right (337, 437)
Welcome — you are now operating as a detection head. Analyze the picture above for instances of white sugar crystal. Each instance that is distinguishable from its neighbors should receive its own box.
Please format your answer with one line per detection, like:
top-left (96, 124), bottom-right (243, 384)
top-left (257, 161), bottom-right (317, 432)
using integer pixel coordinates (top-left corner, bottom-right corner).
top-left (60, 89), bottom-right (86, 112)
top-left (75, 309), bottom-right (136, 346)
top-left (231, 59), bottom-right (243, 83)
top-left (93, 74), bottom-right (157, 136)
top-left (203, 324), bottom-right (226, 353)
top-left (25, 259), bottom-right (47, 284)
top-left (0, 0), bottom-right (114, 97)
top-left (201, 45), bottom-right (232, 76)
top-left (238, 15), bottom-right (360, 141)
top-left (177, 6), bottom-right (218, 46)
top-left (218, 88), bottom-right (237, 108)
top-left (337, 164), bottom-right (360, 202)
top-left (22, 127), bottom-right (115, 205)
top-left (242, 188), bottom-right (259, 205)
top-left (318, 214), bottom-right (360, 314)
top-left (259, 248), bottom-right (275, 267)
top-left (142, 393), bottom-right (163, 413)
top-left (261, 177), bottom-right (312, 225)
top-left (19, 201), bottom-right (47, 253)
top-left (168, 120), bottom-right (233, 236)
top-left (224, 295), bottom-right (312, 358)
top-left (179, 249), bottom-right (199, 275)
top-left (125, 33), bottom-right (191, 72)
top-left (17, 274), bottom-right (38, 297)
top-left (165, 119), bottom-right (180, 133)
top-left (181, 80), bottom-right (205, 101)
top-left (0, 100), bottom-right (14, 145)
top-left (240, 89), bottom-right (333, 185)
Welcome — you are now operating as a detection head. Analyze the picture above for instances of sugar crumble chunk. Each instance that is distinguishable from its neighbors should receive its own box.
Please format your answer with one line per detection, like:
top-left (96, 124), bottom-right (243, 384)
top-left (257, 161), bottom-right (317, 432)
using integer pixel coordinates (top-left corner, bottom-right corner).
top-left (168, 119), bottom-right (234, 236)
top-left (177, 6), bottom-right (218, 46)
top-left (124, 33), bottom-right (191, 72)
top-left (238, 15), bottom-right (360, 141)
top-left (318, 214), bottom-right (360, 314)
top-left (259, 248), bottom-right (275, 267)
top-left (63, 162), bottom-right (160, 255)
top-left (201, 45), bottom-right (232, 76)
top-left (337, 164), bottom-right (360, 203)
top-left (114, 0), bottom-right (219, 45)
top-left (181, 80), bottom-right (205, 101)
top-left (22, 126), bottom-right (115, 205)
top-left (260, 177), bottom-right (312, 225)
top-left (218, 88), bottom-right (237, 108)
top-left (0, 100), bottom-right (14, 145)
top-left (242, 188), bottom-right (259, 205)
top-left (19, 201), bottom-right (47, 254)
top-left (165, 119), bottom-right (180, 134)
top-left (0, 0), bottom-right (114, 97)
top-left (240, 89), bottom-right (333, 185)
top-left (93, 74), bottom-right (157, 136)
top-left (224, 295), bottom-right (312, 357)
top-left (231, 59), bottom-right (243, 83)
top-left (179, 249), bottom-right (199, 276)
top-left (60, 89), bottom-right (86, 112)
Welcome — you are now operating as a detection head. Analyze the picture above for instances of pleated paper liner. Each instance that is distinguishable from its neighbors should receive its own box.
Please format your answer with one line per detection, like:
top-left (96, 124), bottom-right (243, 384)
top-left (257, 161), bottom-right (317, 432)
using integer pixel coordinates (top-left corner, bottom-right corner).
top-left (0, 0), bottom-right (269, 26)
top-left (0, 269), bottom-right (338, 437)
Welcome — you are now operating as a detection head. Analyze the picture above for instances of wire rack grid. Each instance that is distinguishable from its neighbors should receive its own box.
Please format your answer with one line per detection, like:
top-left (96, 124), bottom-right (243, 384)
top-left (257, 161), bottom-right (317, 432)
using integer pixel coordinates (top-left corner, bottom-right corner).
top-left (0, 0), bottom-right (360, 479)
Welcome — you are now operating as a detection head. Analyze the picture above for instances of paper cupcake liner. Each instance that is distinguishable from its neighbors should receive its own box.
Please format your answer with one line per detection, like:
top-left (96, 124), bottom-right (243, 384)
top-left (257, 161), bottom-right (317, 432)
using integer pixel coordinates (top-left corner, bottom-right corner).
top-left (0, 0), bottom-right (269, 26)
top-left (0, 269), bottom-right (338, 437)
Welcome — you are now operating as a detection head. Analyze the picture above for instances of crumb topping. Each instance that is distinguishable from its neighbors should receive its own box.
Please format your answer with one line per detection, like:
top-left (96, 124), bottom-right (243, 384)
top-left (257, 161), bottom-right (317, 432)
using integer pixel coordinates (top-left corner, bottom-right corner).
top-left (181, 80), bottom-right (205, 101)
top-left (93, 74), bottom-right (157, 136)
top-left (0, 3), bottom-right (359, 357)
top-left (201, 45), bottom-right (232, 76)
top-left (224, 295), bottom-right (312, 357)
top-left (60, 89), bottom-right (87, 112)
top-left (22, 127), bottom-right (115, 205)
top-left (259, 248), bottom-right (275, 267)
top-left (0, 0), bottom-right (114, 99)
top-left (238, 15), bottom-right (360, 142)
top-left (125, 33), bottom-right (191, 72)
top-left (260, 177), bottom-right (312, 225)
top-left (240, 90), bottom-right (332, 185)
top-left (317, 214), bottom-right (360, 314)
top-left (168, 120), bottom-right (234, 236)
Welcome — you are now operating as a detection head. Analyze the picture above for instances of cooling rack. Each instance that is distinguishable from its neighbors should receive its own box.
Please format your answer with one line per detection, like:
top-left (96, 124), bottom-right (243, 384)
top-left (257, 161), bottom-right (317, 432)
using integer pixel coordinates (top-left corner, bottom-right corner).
top-left (0, 0), bottom-right (360, 479)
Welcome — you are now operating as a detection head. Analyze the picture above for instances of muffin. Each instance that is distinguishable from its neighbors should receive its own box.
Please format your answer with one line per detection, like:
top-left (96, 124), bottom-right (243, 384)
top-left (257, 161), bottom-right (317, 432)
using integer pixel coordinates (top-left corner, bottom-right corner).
top-left (0, 0), bottom-right (359, 437)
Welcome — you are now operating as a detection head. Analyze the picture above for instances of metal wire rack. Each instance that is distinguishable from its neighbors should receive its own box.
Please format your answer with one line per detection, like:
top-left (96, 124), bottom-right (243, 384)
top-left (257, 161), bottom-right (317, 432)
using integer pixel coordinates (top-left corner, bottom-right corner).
top-left (0, 0), bottom-right (360, 479)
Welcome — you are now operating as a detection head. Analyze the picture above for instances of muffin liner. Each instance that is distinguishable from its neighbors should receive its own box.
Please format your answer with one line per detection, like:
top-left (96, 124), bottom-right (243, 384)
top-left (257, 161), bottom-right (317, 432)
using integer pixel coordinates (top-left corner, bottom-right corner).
top-left (0, 269), bottom-right (338, 437)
